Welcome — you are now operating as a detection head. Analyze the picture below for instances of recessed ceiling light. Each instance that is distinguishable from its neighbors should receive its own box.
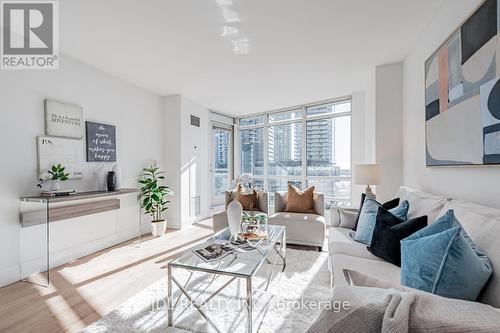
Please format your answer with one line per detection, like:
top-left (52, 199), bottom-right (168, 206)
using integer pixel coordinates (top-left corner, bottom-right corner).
top-left (222, 7), bottom-right (240, 23)
top-left (216, 0), bottom-right (233, 6)
top-left (233, 39), bottom-right (249, 55)
top-left (222, 26), bottom-right (239, 38)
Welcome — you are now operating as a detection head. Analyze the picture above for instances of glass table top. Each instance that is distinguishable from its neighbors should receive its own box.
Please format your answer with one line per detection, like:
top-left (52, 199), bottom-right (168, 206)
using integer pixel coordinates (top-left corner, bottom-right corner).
top-left (169, 225), bottom-right (285, 277)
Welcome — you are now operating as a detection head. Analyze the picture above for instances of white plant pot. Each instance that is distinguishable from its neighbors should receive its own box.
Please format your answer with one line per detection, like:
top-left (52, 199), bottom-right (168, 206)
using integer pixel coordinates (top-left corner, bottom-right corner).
top-left (50, 179), bottom-right (61, 191)
top-left (227, 200), bottom-right (243, 240)
top-left (95, 165), bottom-right (108, 191)
top-left (151, 219), bottom-right (167, 237)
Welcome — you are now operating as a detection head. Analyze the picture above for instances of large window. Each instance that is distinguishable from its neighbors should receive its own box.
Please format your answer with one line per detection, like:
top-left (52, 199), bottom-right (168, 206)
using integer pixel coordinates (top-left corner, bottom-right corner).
top-left (240, 127), bottom-right (264, 176)
top-left (238, 98), bottom-right (352, 212)
top-left (268, 122), bottom-right (302, 176)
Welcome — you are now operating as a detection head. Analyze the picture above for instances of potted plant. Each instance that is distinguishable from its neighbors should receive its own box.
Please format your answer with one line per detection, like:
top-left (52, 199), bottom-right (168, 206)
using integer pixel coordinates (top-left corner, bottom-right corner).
top-left (138, 166), bottom-right (173, 237)
top-left (38, 164), bottom-right (70, 191)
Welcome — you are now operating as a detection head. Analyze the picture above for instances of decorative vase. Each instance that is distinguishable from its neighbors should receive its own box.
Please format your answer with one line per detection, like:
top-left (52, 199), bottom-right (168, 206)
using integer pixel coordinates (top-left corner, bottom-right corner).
top-left (107, 171), bottom-right (117, 191)
top-left (112, 163), bottom-right (122, 189)
top-left (227, 200), bottom-right (243, 240)
top-left (151, 219), bottom-right (167, 237)
top-left (96, 165), bottom-right (108, 191)
top-left (50, 179), bottom-right (61, 191)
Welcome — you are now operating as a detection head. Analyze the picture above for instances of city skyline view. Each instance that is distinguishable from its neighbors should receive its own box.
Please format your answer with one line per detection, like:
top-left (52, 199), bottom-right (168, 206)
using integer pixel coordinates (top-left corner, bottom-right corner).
top-left (213, 99), bottom-right (352, 208)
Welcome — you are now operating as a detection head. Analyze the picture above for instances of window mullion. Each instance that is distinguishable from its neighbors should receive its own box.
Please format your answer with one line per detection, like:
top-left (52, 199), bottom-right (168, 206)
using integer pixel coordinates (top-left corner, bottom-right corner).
top-left (301, 107), bottom-right (307, 189)
top-left (264, 114), bottom-right (269, 192)
top-left (238, 98), bottom-right (352, 205)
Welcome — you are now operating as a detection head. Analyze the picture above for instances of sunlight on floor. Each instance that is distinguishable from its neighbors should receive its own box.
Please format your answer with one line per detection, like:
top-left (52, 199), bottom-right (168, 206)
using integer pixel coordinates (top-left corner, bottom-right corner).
top-left (0, 219), bottom-right (216, 333)
top-left (46, 295), bottom-right (89, 331)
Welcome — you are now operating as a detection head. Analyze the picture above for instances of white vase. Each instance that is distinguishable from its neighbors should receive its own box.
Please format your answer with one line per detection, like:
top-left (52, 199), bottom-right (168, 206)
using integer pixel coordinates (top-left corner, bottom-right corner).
top-left (112, 163), bottom-right (122, 189)
top-left (227, 200), bottom-right (243, 240)
top-left (50, 179), bottom-right (61, 191)
top-left (151, 219), bottom-right (167, 237)
top-left (95, 165), bottom-right (108, 191)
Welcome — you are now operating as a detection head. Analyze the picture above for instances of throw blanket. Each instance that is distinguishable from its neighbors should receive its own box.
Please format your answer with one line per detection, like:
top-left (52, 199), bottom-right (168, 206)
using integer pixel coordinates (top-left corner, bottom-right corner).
top-left (307, 286), bottom-right (500, 333)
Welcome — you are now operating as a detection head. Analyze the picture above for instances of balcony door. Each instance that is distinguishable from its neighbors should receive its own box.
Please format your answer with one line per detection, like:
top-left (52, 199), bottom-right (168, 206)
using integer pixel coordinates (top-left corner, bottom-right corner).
top-left (211, 123), bottom-right (233, 208)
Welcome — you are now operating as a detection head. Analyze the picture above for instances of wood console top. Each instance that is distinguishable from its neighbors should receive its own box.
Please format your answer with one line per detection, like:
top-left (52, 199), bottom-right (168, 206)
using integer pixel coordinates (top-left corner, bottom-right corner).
top-left (21, 188), bottom-right (138, 203)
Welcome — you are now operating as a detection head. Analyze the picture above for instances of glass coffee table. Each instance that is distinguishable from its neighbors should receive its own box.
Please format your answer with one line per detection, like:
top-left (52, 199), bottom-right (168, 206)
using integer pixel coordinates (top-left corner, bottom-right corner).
top-left (167, 225), bottom-right (286, 333)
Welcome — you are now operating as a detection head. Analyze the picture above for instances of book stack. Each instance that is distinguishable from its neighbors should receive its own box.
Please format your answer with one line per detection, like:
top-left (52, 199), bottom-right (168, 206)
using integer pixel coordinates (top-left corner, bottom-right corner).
top-left (41, 190), bottom-right (76, 197)
top-left (239, 229), bottom-right (268, 241)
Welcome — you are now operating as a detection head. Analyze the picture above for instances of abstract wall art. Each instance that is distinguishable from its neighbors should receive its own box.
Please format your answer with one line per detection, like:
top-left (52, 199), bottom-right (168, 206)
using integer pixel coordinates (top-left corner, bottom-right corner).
top-left (425, 0), bottom-right (500, 166)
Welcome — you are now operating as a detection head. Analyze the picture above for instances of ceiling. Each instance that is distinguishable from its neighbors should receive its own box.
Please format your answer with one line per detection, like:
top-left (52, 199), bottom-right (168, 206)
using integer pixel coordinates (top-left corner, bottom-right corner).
top-left (60, 0), bottom-right (443, 116)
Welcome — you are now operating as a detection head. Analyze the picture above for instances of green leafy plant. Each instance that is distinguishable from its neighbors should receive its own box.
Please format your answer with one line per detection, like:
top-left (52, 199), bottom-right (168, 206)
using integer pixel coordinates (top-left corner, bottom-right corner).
top-left (37, 164), bottom-right (70, 188)
top-left (49, 164), bottom-right (69, 181)
top-left (138, 166), bottom-right (173, 222)
top-left (242, 212), bottom-right (267, 225)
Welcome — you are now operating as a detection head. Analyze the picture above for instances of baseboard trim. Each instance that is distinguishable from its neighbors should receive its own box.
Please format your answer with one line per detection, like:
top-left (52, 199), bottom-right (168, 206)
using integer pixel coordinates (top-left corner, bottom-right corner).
top-left (0, 265), bottom-right (21, 288)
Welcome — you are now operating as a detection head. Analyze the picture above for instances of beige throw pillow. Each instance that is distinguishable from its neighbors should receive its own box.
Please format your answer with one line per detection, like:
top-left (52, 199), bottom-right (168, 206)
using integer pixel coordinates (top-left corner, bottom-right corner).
top-left (235, 184), bottom-right (257, 211)
top-left (284, 184), bottom-right (317, 214)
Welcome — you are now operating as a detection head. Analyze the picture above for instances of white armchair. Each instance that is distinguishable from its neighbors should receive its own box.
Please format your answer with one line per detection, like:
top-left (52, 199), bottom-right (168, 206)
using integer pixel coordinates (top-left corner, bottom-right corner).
top-left (268, 191), bottom-right (326, 250)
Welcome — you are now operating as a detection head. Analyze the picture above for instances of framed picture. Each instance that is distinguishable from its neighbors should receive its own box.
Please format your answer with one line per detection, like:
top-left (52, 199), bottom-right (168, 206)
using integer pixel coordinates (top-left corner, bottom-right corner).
top-left (37, 136), bottom-right (84, 179)
top-left (425, 0), bottom-right (500, 166)
top-left (44, 99), bottom-right (84, 139)
top-left (86, 121), bottom-right (117, 162)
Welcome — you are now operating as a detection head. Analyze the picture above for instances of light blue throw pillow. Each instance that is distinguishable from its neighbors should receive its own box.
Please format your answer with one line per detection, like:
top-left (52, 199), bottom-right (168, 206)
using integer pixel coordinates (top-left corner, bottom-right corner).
top-left (400, 209), bottom-right (492, 301)
top-left (353, 198), bottom-right (409, 245)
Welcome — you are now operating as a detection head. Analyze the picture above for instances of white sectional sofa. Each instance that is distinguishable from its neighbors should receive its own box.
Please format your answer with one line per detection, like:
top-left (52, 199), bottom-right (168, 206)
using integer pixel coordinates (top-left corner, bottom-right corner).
top-left (328, 186), bottom-right (500, 308)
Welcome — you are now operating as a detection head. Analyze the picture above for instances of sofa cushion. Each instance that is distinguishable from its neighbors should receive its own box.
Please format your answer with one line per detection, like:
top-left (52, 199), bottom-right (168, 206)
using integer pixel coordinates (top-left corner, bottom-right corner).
top-left (368, 208), bottom-right (428, 266)
top-left (332, 253), bottom-right (401, 287)
top-left (334, 208), bottom-right (359, 229)
top-left (235, 184), bottom-right (257, 210)
top-left (353, 198), bottom-right (409, 245)
top-left (438, 200), bottom-right (500, 241)
top-left (328, 227), bottom-right (385, 262)
top-left (395, 186), bottom-right (448, 222)
top-left (439, 200), bottom-right (500, 308)
top-left (284, 184), bottom-right (317, 214)
top-left (353, 193), bottom-right (400, 230)
top-left (268, 212), bottom-right (325, 246)
top-left (342, 269), bottom-right (421, 293)
top-left (401, 210), bottom-right (492, 301)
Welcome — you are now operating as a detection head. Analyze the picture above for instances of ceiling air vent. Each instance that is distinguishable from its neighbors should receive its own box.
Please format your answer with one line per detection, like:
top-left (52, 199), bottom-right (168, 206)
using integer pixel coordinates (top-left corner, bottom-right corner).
top-left (190, 115), bottom-right (200, 127)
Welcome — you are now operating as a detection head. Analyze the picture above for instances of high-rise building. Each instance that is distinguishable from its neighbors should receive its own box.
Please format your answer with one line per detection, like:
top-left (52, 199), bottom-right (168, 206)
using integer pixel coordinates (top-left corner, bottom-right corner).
top-left (240, 126), bottom-right (264, 175)
top-left (214, 130), bottom-right (229, 169)
top-left (239, 106), bottom-right (343, 177)
top-left (306, 107), bottom-right (336, 176)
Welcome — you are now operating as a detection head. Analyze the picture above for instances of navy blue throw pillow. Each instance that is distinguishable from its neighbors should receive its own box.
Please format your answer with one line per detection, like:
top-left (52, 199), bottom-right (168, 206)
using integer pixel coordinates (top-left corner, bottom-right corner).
top-left (368, 207), bottom-right (428, 266)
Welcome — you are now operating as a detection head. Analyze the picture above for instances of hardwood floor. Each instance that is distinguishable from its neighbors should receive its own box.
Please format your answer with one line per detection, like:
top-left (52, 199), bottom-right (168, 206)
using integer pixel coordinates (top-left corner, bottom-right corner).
top-left (0, 219), bottom-right (215, 333)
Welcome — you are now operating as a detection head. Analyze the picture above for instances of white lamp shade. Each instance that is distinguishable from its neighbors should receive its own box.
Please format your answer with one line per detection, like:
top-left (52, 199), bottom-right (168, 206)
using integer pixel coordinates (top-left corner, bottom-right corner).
top-left (354, 164), bottom-right (381, 185)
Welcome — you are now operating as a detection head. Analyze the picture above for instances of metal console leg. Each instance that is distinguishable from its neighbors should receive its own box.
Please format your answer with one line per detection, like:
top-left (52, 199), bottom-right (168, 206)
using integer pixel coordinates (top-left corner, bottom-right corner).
top-left (246, 277), bottom-right (253, 333)
top-left (167, 264), bottom-right (173, 327)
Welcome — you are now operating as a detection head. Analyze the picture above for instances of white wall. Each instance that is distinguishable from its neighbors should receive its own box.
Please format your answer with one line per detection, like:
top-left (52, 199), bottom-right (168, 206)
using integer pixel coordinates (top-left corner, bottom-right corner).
top-left (351, 91), bottom-right (370, 206)
top-left (0, 55), bottom-right (163, 286)
top-left (162, 95), bottom-right (211, 229)
top-left (180, 97), bottom-right (210, 225)
top-left (402, 0), bottom-right (500, 208)
top-left (376, 63), bottom-right (403, 201)
top-left (162, 95), bottom-right (182, 229)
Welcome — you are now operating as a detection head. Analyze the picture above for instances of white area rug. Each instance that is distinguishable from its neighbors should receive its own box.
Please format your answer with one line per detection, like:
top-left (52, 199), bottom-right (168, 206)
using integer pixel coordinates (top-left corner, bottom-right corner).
top-left (81, 249), bottom-right (330, 333)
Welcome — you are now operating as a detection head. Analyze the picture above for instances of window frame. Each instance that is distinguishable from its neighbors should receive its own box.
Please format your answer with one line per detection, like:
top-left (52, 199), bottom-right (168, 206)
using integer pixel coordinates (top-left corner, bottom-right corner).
top-left (237, 96), bottom-right (352, 205)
